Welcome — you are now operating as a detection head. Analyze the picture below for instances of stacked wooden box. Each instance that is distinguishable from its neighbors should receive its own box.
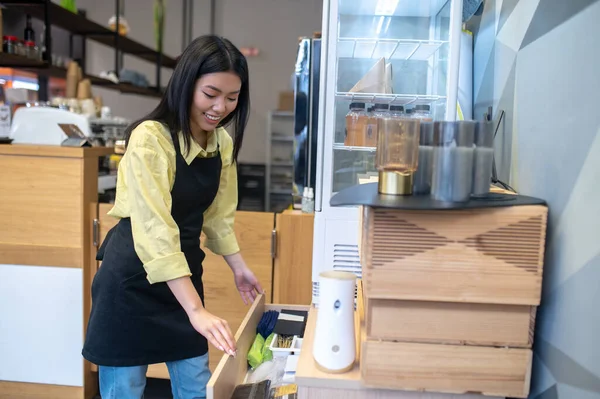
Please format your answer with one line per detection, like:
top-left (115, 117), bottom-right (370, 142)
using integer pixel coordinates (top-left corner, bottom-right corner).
top-left (358, 203), bottom-right (548, 398)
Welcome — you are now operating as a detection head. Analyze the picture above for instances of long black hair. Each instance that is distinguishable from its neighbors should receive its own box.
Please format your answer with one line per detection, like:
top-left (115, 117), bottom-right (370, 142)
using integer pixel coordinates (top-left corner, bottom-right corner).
top-left (124, 35), bottom-right (250, 162)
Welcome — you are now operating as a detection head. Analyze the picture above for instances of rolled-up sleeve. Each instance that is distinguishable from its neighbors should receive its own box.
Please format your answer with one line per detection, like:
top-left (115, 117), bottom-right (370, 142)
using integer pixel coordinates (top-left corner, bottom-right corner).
top-left (125, 123), bottom-right (192, 284)
top-left (203, 131), bottom-right (240, 255)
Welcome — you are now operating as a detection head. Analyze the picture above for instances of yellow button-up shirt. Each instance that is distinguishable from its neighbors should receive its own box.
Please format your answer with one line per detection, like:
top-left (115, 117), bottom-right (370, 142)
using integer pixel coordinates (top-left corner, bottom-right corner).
top-left (108, 120), bottom-right (239, 284)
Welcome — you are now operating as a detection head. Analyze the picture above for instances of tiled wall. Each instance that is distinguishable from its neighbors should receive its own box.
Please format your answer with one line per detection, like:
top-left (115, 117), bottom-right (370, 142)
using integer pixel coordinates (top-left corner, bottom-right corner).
top-left (468, 1), bottom-right (600, 398)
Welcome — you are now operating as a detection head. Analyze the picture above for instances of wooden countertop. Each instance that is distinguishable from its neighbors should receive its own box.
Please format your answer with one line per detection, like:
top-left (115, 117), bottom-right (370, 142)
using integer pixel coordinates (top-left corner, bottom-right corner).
top-left (295, 308), bottom-right (501, 399)
top-left (0, 144), bottom-right (115, 158)
top-left (296, 307), bottom-right (364, 390)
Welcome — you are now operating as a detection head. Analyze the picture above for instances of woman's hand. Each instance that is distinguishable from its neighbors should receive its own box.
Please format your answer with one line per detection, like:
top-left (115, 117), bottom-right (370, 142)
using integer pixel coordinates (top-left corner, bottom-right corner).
top-left (166, 276), bottom-right (236, 356)
top-left (189, 308), bottom-right (236, 356)
top-left (233, 265), bottom-right (263, 305)
top-left (224, 252), bottom-right (264, 305)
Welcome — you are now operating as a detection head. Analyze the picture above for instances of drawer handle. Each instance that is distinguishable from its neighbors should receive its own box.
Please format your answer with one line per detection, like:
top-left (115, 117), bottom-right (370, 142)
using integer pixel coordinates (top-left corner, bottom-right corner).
top-left (271, 229), bottom-right (277, 258)
top-left (93, 219), bottom-right (99, 247)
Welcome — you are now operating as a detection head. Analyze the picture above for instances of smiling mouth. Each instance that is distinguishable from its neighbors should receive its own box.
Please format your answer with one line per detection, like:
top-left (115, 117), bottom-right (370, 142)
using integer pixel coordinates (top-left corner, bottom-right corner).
top-left (204, 113), bottom-right (221, 121)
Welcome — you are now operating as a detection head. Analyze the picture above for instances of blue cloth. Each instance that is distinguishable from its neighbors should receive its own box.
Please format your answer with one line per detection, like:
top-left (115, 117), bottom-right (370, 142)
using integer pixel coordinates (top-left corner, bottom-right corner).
top-left (99, 353), bottom-right (211, 399)
top-left (463, 0), bottom-right (484, 22)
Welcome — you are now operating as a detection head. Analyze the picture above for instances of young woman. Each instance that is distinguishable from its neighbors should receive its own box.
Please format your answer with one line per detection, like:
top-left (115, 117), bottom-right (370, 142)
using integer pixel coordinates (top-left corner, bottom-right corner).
top-left (83, 35), bottom-right (263, 399)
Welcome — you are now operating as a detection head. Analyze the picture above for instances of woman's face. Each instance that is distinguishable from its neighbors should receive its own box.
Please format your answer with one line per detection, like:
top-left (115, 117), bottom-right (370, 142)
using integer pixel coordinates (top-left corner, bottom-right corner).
top-left (191, 71), bottom-right (242, 133)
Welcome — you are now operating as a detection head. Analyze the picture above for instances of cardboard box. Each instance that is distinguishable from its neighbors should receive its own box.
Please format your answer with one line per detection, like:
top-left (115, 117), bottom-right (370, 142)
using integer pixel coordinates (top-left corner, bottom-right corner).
top-left (278, 91), bottom-right (294, 111)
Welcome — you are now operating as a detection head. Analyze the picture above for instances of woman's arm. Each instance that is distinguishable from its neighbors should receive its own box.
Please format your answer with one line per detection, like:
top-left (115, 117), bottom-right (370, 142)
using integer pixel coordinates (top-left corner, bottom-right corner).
top-left (224, 252), bottom-right (264, 305)
top-left (167, 277), bottom-right (236, 356)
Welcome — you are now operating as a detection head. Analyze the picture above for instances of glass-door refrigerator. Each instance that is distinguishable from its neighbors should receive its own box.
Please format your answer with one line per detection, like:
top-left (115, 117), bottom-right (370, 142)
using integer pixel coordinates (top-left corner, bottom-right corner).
top-left (312, 0), bottom-right (463, 304)
top-left (293, 36), bottom-right (321, 196)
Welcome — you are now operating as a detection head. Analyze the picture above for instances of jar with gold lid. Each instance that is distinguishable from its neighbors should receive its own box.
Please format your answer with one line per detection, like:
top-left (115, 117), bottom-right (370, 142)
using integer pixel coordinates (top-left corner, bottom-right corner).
top-left (376, 115), bottom-right (420, 195)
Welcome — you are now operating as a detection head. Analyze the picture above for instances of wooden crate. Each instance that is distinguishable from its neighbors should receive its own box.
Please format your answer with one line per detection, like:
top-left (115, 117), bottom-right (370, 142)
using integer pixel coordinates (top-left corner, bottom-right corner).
top-left (360, 205), bottom-right (548, 305)
top-left (357, 204), bottom-right (546, 398)
top-left (361, 340), bottom-right (533, 398)
top-left (367, 298), bottom-right (536, 348)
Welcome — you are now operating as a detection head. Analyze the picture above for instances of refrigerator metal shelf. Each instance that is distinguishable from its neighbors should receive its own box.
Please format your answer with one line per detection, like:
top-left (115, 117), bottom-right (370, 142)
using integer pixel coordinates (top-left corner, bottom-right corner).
top-left (333, 144), bottom-right (377, 152)
top-left (337, 38), bottom-right (447, 61)
top-left (335, 92), bottom-right (446, 105)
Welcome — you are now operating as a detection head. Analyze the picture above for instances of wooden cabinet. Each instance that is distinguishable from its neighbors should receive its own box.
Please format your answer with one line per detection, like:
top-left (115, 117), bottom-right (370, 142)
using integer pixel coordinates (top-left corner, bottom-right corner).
top-left (0, 145), bottom-right (113, 399)
top-left (0, 146), bottom-right (314, 398)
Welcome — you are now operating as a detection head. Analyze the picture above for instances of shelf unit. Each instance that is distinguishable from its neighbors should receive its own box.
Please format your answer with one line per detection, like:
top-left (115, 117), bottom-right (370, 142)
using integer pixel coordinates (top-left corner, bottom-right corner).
top-left (265, 110), bottom-right (295, 212)
top-left (0, 53), bottom-right (163, 98)
top-left (0, 0), bottom-right (176, 99)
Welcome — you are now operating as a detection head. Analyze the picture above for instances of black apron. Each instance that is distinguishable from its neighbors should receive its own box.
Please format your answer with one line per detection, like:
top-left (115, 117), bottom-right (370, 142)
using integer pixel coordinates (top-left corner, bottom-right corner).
top-left (82, 137), bottom-right (222, 367)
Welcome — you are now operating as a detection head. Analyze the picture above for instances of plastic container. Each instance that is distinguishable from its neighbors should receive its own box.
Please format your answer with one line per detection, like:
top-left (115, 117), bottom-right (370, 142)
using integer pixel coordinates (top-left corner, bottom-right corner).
top-left (412, 104), bottom-right (433, 121)
top-left (344, 102), bottom-right (367, 147)
top-left (365, 103), bottom-right (389, 147)
top-left (365, 106), bottom-right (376, 147)
top-left (269, 333), bottom-right (301, 357)
top-left (15, 40), bottom-right (26, 57)
top-left (24, 41), bottom-right (39, 59)
top-left (413, 121), bottom-right (435, 195)
top-left (376, 116), bottom-right (420, 195)
top-left (472, 120), bottom-right (495, 196)
top-left (431, 121), bottom-right (476, 202)
top-left (389, 105), bottom-right (404, 118)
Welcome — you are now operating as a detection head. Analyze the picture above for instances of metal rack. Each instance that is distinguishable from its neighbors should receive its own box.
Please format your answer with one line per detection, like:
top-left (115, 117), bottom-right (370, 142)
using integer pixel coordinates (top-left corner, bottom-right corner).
top-left (0, 0), bottom-right (176, 100)
top-left (335, 92), bottom-right (446, 105)
top-left (337, 38), bottom-right (447, 60)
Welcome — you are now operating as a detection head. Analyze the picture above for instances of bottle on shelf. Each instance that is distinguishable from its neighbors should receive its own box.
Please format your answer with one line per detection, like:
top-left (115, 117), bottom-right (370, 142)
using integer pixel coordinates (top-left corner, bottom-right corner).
top-left (365, 103), bottom-right (389, 147)
top-left (389, 105), bottom-right (405, 119)
top-left (24, 15), bottom-right (35, 43)
top-left (301, 186), bottom-right (314, 213)
top-left (412, 104), bottom-right (433, 121)
top-left (344, 102), bottom-right (367, 147)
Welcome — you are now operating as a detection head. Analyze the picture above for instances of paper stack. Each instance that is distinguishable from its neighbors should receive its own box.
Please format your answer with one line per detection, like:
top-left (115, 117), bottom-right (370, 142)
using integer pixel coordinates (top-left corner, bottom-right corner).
top-left (349, 57), bottom-right (393, 95)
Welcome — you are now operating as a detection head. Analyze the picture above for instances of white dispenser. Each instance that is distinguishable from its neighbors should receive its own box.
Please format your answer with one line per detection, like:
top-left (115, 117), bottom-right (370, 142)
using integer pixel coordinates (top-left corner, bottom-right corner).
top-left (312, 271), bottom-right (356, 373)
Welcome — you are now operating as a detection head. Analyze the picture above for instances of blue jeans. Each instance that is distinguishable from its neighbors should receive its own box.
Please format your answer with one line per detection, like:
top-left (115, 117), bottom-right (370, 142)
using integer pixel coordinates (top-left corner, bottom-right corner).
top-left (99, 353), bottom-right (211, 399)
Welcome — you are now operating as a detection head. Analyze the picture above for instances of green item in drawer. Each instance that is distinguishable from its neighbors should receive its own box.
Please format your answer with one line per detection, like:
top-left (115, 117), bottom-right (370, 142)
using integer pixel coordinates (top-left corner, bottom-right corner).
top-left (262, 332), bottom-right (275, 362)
top-left (247, 333), bottom-right (265, 369)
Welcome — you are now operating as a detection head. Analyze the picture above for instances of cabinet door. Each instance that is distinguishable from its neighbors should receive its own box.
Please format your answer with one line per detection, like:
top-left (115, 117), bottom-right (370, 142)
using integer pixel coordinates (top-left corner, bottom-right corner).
top-left (274, 210), bottom-right (314, 305)
top-left (92, 208), bottom-right (275, 377)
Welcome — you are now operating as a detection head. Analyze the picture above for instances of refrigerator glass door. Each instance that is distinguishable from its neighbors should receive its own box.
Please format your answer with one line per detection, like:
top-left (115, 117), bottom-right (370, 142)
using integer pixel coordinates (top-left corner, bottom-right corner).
top-left (328, 0), bottom-right (452, 197)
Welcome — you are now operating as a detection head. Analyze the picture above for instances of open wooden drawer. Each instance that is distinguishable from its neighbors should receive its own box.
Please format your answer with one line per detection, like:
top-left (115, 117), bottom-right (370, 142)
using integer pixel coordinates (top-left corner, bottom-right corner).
top-left (207, 293), bottom-right (310, 399)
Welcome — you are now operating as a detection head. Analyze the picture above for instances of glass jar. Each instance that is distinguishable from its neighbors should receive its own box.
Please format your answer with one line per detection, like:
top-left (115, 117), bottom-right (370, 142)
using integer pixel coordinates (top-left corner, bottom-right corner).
top-left (24, 41), bottom-right (39, 59)
top-left (412, 104), bottom-right (433, 121)
top-left (472, 120), bottom-right (495, 196)
top-left (3, 36), bottom-right (18, 54)
top-left (344, 102), bottom-right (367, 147)
top-left (16, 40), bottom-right (26, 57)
top-left (376, 116), bottom-right (420, 195)
top-left (431, 121), bottom-right (476, 202)
top-left (413, 121), bottom-right (435, 195)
